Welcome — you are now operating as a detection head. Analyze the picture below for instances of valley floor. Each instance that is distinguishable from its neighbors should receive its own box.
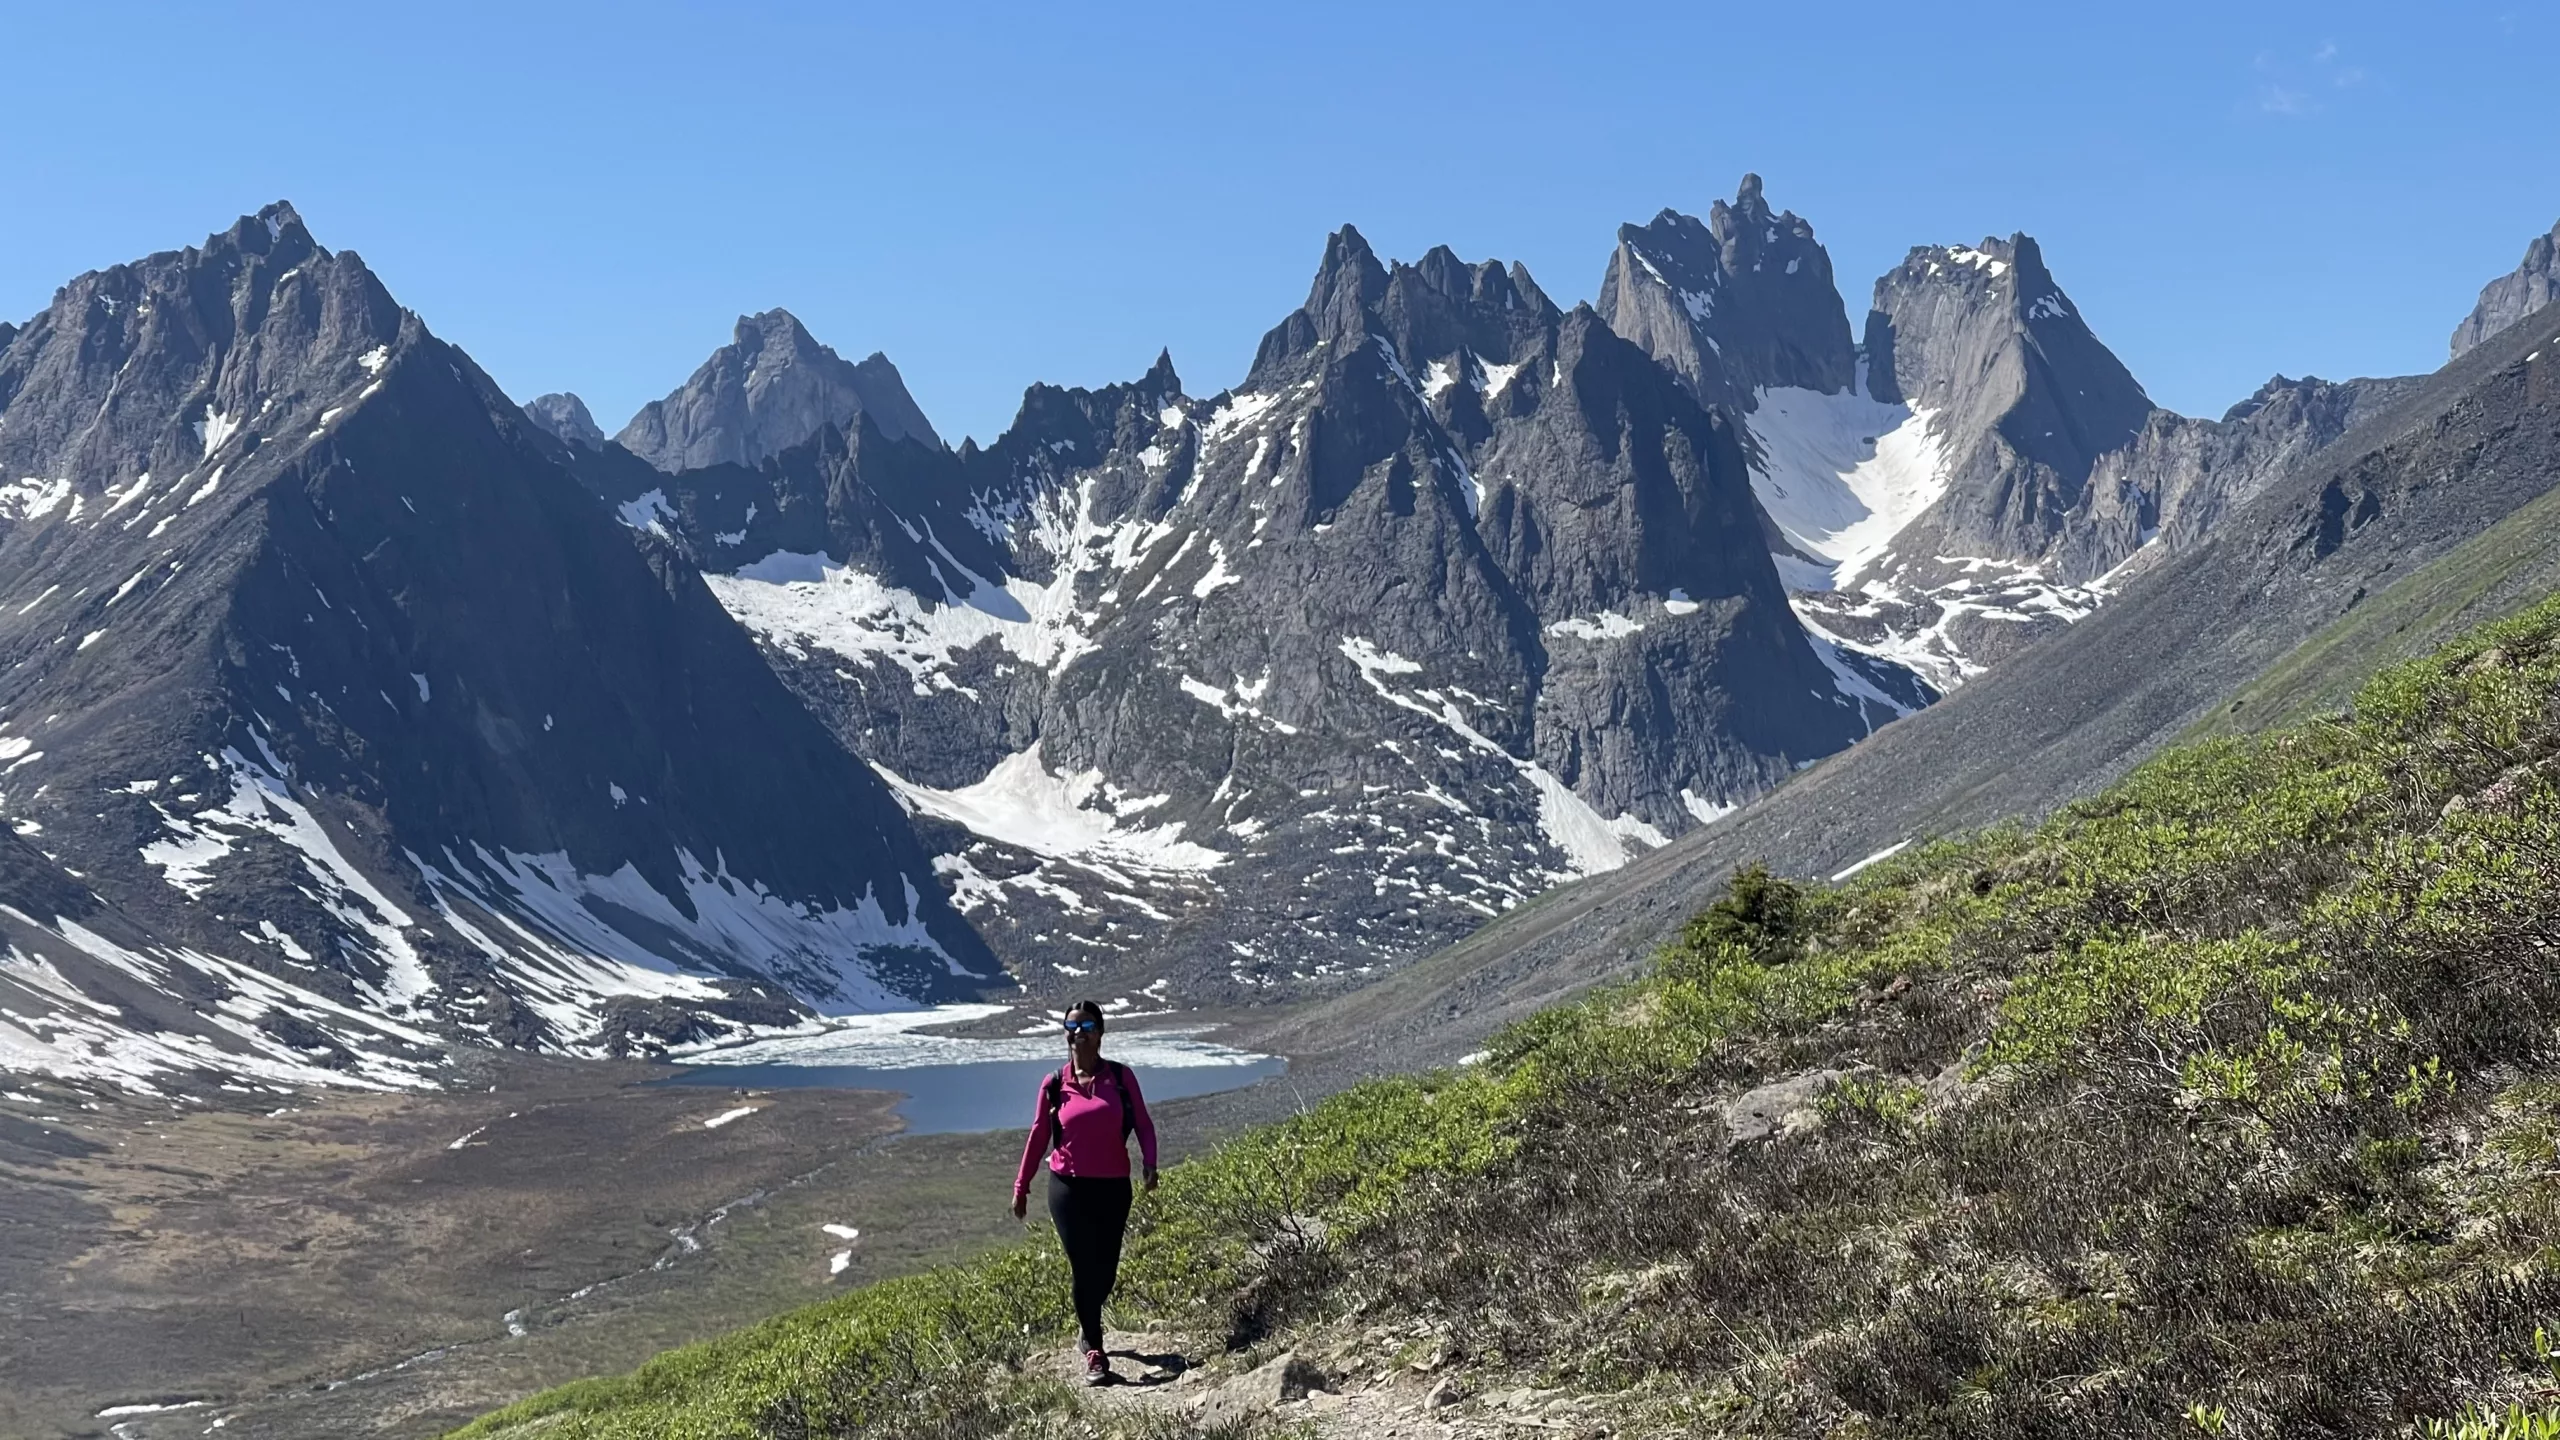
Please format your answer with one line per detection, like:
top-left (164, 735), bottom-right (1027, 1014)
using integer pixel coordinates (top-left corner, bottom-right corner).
top-left (0, 1053), bottom-right (975, 1440)
top-left (0, 1004), bottom-right (1345, 1440)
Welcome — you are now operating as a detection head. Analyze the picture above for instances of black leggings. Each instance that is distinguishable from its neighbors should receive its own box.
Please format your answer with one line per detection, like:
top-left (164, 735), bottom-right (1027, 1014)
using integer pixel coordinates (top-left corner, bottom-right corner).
top-left (1046, 1171), bottom-right (1133, 1355)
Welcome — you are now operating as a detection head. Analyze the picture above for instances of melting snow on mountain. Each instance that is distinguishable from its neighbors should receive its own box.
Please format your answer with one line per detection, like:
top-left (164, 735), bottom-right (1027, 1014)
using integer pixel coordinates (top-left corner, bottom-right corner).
top-left (1746, 376), bottom-right (2114, 692)
top-left (1746, 383), bottom-right (1950, 589)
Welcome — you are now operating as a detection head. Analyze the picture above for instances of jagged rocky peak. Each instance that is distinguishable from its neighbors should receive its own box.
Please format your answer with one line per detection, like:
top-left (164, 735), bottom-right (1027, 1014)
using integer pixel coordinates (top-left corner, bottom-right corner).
top-left (1863, 232), bottom-right (2150, 520)
top-left (647, 218), bottom-right (1918, 1001)
top-left (0, 199), bottom-right (408, 511)
top-left (615, 307), bottom-right (942, 472)
top-left (1598, 173), bottom-right (1856, 410)
top-left (1249, 225), bottom-right (1559, 390)
top-left (2450, 220), bottom-right (2560, 359)
top-left (0, 204), bottom-right (994, 1091)
top-left (1753, 231), bottom-right (2164, 691)
top-left (522, 391), bottom-right (605, 449)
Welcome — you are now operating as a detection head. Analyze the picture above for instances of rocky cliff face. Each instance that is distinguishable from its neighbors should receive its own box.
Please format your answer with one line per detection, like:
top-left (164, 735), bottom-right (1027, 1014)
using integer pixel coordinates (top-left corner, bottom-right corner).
top-left (2063, 372), bottom-right (2424, 585)
top-left (2450, 221), bottom-right (2560, 360)
top-left (1596, 174), bottom-right (1856, 414)
top-left (606, 226), bottom-right (1922, 995)
top-left (1861, 234), bottom-right (2156, 574)
top-left (0, 206), bottom-right (990, 1093)
top-left (1602, 199), bottom-right (2415, 695)
top-left (523, 391), bottom-right (605, 449)
top-left (615, 309), bottom-right (942, 470)
top-left (1598, 198), bottom-right (2160, 689)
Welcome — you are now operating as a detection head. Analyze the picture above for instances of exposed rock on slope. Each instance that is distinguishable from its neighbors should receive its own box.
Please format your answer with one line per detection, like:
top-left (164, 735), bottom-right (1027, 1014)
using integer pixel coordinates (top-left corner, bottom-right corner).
top-left (594, 226), bottom-right (1923, 996)
top-left (2450, 220), bottom-right (2560, 359)
top-left (1596, 172), bottom-right (1856, 413)
top-left (2068, 372), bottom-right (2425, 583)
top-left (1604, 188), bottom-right (2409, 694)
top-left (1256, 296), bottom-right (2560, 1085)
top-left (523, 391), bottom-right (605, 449)
top-left (0, 205), bottom-right (990, 1092)
top-left (615, 309), bottom-right (941, 469)
top-left (1861, 233), bottom-right (2155, 576)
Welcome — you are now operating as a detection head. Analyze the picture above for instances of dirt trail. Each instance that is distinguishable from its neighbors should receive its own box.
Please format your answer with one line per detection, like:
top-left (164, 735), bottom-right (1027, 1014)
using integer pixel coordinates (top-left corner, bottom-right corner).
top-left (1043, 1329), bottom-right (1619, 1438)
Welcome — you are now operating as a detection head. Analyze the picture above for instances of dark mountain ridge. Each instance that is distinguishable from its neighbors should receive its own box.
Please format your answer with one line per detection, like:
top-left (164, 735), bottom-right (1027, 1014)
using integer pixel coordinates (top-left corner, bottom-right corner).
top-left (0, 205), bottom-right (991, 1091)
top-left (590, 222), bottom-right (1923, 996)
top-left (1257, 288), bottom-right (2560, 1081)
top-left (1601, 179), bottom-right (2425, 693)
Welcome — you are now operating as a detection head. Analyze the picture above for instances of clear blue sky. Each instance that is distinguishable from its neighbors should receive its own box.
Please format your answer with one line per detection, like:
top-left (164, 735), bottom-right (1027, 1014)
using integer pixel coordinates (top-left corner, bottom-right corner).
top-left (5, 1), bottom-right (2555, 444)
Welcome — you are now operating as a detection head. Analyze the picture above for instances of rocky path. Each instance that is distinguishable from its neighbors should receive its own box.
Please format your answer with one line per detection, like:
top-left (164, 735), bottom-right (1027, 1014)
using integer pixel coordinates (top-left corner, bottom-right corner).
top-left (1043, 1328), bottom-right (1621, 1438)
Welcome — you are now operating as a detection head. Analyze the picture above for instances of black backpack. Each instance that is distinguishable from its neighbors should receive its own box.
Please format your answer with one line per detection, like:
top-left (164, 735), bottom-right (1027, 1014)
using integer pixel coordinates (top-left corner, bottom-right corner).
top-left (1042, 1060), bottom-right (1136, 1145)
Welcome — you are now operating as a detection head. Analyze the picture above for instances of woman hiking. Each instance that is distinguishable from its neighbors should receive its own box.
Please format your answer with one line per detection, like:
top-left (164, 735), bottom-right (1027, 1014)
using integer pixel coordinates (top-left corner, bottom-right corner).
top-left (1012, 1000), bottom-right (1159, 1386)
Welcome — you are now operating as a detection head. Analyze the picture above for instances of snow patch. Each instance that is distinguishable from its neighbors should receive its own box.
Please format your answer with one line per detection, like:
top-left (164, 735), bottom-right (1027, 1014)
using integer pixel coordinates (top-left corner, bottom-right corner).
top-left (617, 489), bottom-right (675, 536)
top-left (1830, 840), bottom-right (1911, 882)
top-left (1338, 636), bottom-right (1665, 879)
top-left (134, 746), bottom-right (437, 1011)
top-left (0, 477), bottom-right (74, 522)
top-left (414, 843), bottom-right (967, 1032)
top-left (875, 744), bottom-right (1225, 876)
top-left (194, 407), bottom-right (242, 456)
top-left (1679, 789), bottom-right (1738, 826)
top-left (1745, 384), bottom-right (1951, 589)
top-left (1543, 611), bottom-right (1643, 642)
top-left (707, 471), bottom-right (1184, 684)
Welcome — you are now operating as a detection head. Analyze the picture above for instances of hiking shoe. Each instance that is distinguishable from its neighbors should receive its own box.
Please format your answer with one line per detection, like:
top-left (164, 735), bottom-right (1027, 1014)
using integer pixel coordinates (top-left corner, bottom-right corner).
top-left (1083, 1350), bottom-right (1111, 1386)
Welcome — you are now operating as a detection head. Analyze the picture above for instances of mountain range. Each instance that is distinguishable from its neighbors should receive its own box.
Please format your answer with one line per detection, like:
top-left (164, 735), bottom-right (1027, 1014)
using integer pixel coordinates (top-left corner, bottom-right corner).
top-left (3, 184), bottom-right (2554, 1093)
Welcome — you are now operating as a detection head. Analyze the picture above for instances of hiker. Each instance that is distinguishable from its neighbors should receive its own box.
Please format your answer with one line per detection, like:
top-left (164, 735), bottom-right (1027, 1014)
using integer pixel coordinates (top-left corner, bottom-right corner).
top-left (1012, 999), bottom-right (1159, 1386)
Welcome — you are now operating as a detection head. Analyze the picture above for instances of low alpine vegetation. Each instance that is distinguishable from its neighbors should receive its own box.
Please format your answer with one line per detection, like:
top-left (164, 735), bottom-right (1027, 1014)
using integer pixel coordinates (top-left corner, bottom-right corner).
top-left (458, 593), bottom-right (2560, 1438)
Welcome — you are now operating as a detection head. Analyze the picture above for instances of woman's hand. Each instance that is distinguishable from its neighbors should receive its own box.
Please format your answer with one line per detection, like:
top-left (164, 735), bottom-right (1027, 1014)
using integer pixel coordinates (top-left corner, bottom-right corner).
top-left (1143, 1165), bottom-right (1159, 1193)
top-left (1011, 1191), bottom-right (1028, 1220)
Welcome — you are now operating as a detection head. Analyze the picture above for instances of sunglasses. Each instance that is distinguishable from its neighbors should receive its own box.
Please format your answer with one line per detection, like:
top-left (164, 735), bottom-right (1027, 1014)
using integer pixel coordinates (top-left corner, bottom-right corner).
top-left (1061, 1020), bottom-right (1101, 1035)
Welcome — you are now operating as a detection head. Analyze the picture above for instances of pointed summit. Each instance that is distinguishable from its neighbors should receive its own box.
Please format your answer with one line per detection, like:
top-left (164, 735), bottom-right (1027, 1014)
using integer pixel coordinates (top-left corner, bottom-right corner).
top-left (523, 392), bottom-right (605, 449)
top-left (1250, 226), bottom-right (1557, 388)
top-left (1856, 231), bottom-right (2152, 576)
top-left (1310, 224), bottom-right (1389, 309)
top-left (615, 308), bottom-right (941, 471)
top-left (0, 200), bottom-right (402, 506)
top-left (1708, 171), bottom-right (1771, 241)
top-left (1599, 173), bottom-right (1855, 410)
top-left (2450, 220), bottom-right (2560, 360)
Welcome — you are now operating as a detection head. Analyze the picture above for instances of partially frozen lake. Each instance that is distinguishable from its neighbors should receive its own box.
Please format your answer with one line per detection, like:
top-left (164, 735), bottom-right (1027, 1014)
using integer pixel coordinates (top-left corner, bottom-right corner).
top-left (660, 1004), bottom-right (1286, 1135)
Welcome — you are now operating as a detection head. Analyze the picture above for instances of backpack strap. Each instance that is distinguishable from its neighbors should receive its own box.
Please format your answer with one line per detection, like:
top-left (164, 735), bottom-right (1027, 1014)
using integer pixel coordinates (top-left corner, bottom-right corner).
top-left (1042, 1067), bottom-right (1068, 1148)
top-left (1110, 1061), bottom-right (1136, 1140)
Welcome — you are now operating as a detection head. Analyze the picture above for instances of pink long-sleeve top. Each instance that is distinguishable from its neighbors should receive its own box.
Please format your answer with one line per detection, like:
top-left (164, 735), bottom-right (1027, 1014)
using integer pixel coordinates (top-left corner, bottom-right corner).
top-left (1013, 1060), bottom-right (1158, 1197)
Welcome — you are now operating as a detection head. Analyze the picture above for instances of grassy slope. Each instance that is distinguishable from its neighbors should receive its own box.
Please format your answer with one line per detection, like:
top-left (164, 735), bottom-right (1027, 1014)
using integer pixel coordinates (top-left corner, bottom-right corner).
top-left (456, 592), bottom-right (2560, 1440)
